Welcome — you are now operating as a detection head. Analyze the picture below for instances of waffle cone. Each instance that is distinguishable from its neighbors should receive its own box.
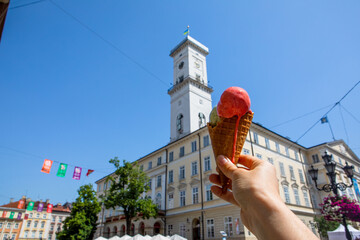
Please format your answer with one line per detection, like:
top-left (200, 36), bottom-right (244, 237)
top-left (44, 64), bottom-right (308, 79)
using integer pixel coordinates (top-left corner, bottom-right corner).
top-left (207, 111), bottom-right (254, 191)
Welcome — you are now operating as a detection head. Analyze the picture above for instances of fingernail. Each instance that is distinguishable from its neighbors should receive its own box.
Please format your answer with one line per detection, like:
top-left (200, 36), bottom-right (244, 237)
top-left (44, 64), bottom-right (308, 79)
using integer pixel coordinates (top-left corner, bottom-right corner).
top-left (218, 155), bottom-right (230, 165)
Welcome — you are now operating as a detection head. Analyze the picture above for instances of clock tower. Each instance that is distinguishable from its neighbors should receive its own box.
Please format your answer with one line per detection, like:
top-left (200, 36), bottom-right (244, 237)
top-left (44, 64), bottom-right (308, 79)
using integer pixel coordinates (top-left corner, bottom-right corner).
top-left (168, 36), bottom-right (213, 142)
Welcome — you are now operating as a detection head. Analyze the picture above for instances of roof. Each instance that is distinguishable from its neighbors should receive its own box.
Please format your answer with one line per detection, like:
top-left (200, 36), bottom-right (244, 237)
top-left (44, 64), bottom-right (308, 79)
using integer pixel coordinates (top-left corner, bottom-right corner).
top-left (1, 199), bottom-right (71, 213)
top-left (0, 200), bottom-right (25, 209)
top-left (169, 35), bottom-right (209, 57)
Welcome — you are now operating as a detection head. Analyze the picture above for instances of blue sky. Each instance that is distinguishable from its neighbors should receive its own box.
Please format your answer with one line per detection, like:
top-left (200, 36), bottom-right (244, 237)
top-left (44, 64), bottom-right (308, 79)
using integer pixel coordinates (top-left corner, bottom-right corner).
top-left (1, 0), bottom-right (360, 204)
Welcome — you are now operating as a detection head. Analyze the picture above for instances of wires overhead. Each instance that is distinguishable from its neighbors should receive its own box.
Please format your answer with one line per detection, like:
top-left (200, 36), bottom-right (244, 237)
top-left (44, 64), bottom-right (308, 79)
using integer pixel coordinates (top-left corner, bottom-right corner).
top-left (9, 0), bottom-right (46, 9)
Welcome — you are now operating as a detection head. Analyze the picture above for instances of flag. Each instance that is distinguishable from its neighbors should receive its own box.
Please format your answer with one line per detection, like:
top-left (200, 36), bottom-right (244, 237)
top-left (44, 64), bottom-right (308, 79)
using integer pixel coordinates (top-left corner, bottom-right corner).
top-left (9, 212), bottom-right (15, 219)
top-left (183, 26), bottom-right (189, 35)
top-left (27, 201), bottom-right (34, 211)
top-left (86, 169), bottom-right (94, 177)
top-left (2, 211), bottom-right (7, 218)
top-left (17, 212), bottom-right (22, 220)
top-left (24, 214), bottom-right (29, 220)
top-left (41, 159), bottom-right (53, 174)
top-left (72, 166), bottom-right (82, 180)
top-left (56, 163), bottom-right (68, 177)
top-left (47, 204), bottom-right (53, 213)
top-left (17, 199), bottom-right (25, 209)
top-left (320, 116), bottom-right (328, 124)
top-left (37, 202), bottom-right (44, 212)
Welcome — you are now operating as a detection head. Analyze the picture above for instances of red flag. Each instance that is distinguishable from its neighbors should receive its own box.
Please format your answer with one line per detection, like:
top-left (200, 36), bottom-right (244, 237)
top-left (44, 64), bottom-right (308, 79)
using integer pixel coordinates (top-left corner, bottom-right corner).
top-left (2, 211), bottom-right (7, 218)
top-left (86, 169), bottom-right (94, 176)
top-left (24, 214), bottom-right (29, 220)
top-left (47, 204), bottom-right (53, 213)
top-left (41, 159), bottom-right (53, 174)
top-left (17, 199), bottom-right (25, 209)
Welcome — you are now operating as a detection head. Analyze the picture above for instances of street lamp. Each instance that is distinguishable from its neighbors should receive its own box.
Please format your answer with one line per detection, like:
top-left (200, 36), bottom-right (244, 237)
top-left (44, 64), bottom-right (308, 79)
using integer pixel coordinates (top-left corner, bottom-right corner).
top-left (308, 150), bottom-right (355, 240)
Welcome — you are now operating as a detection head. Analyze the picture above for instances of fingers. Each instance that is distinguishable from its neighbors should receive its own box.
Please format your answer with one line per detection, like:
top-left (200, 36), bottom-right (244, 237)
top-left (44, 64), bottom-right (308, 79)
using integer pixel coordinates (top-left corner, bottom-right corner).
top-left (209, 174), bottom-right (232, 190)
top-left (211, 185), bottom-right (239, 207)
top-left (238, 154), bottom-right (263, 169)
top-left (216, 155), bottom-right (239, 179)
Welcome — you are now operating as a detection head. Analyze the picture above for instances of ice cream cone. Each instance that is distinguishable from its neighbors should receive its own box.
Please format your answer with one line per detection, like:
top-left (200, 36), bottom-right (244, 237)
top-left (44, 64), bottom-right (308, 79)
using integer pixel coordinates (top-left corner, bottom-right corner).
top-left (207, 111), bottom-right (254, 191)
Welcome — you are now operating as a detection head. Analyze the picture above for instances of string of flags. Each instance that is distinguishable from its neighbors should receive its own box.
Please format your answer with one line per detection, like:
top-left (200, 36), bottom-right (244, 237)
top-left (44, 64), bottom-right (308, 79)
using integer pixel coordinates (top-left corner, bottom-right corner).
top-left (41, 159), bottom-right (94, 180)
top-left (0, 200), bottom-right (55, 221)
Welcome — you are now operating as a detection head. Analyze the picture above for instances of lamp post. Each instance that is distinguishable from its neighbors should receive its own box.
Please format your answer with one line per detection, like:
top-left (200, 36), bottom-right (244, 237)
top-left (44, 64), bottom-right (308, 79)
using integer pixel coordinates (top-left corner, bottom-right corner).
top-left (308, 151), bottom-right (355, 240)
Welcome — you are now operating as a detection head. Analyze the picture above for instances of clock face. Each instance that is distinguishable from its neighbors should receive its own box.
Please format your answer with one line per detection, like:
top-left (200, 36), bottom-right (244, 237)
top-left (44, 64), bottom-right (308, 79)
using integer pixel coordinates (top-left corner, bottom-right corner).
top-left (178, 61), bottom-right (184, 70)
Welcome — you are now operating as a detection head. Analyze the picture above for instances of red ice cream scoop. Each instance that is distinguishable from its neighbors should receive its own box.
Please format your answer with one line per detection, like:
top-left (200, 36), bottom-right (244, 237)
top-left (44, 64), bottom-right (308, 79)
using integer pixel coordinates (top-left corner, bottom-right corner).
top-left (217, 87), bottom-right (251, 118)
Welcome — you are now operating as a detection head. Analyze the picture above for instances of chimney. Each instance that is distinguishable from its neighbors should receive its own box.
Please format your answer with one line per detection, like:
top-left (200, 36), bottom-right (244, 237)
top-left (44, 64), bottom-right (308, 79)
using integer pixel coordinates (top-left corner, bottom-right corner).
top-left (26, 198), bottom-right (32, 202)
top-left (46, 199), bottom-right (50, 204)
top-left (10, 198), bottom-right (14, 203)
top-left (22, 196), bottom-right (26, 200)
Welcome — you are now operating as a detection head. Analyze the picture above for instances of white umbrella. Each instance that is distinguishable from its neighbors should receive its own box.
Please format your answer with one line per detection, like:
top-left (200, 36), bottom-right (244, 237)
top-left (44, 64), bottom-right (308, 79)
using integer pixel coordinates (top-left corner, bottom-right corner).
top-left (119, 235), bottom-right (132, 240)
top-left (95, 237), bottom-right (108, 240)
top-left (170, 234), bottom-right (187, 240)
top-left (144, 235), bottom-right (152, 240)
top-left (109, 236), bottom-right (122, 240)
top-left (152, 234), bottom-right (170, 240)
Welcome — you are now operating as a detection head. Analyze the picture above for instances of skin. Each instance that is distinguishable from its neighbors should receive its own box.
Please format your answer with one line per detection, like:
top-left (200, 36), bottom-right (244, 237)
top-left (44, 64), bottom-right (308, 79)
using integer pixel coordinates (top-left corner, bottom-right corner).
top-left (209, 155), bottom-right (319, 240)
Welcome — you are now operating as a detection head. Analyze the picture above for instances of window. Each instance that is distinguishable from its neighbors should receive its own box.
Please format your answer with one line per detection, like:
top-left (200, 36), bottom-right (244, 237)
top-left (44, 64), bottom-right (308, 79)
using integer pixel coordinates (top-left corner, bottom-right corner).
top-left (98, 184), bottom-right (102, 192)
top-left (224, 216), bottom-right (233, 236)
top-left (43, 214), bottom-right (46, 219)
top-left (27, 221), bottom-right (31, 227)
top-left (256, 153), bottom-right (262, 159)
top-left (48, 234), bottom-right (52, 240)
top-left (338, 157), bottom-right (343, 165)
top-left (52, 216), bottom-right (56, 222)
top-left (180, 191), bottom-right (186, 206)
top-left (179, 166), bottom-right (185, 180)
top-left (41, 221), bottom-right (45, 228)
top-left (14, 223), bottom-right (19, 229)
top-left (59, 217), bottom-right (62, 223)
top-left (34, 221), bottom-right (38, 227)
top-left (140, 165), bottom-right (143, 171)
top-left (11, 234), bottom-right (15, 240)
top-left (192, 161), bottom-right (198, 176)
top-left (32, 231), bottom-right (36, 238)
top-left (36, 213), bottom-right (40, 218)
top-left (3, 234), bottom-right (7, 240)
top-left (169, 151), bottom-right (174, 162)
top-left (191, 141), bottom-right (197, 152)
top-left (283, 186), bottom-right (290, 203)
top-left (39, 231), bottom-right (43, 238)
top-left (24, 231), bottom-right (29, 238)
top-left (157, 157), bottom-right (162, 166)
top-left (157, 175), bottom-right (162, 187)
top-left (179, 146), bottom-right (185, 157)
top-left (156, 193), bottom-right (162, 209)
top-left (203, 135), bottom-right (210, 147)
top-left (206, 184), bottom-right (213, 201)
top-left (276, 142), bottom-right (280, 153)
top-left (148, 161), bottom-right (152, 170)
top-left (168, 193), bottom-right (174, 209)
top-left (285, 147), bottom-right (290, 157)
top-left (312, 154), bottom-right (319, 163)
top-left (267, 158), bottom-right (274, 165)
top-left (265, 138), bottom-right (270, 149)
top-left (204, 156), bottom-right (211, 171)
top-left (294, 151), bottom-right (299, 160)
top-left (50, 225), bottom-right (54, 231)
top-left (177, 114), bottom-right (183, 133)
top-left (243, 148), bottom-right (250, 155)
top-left (298, 169), bottom-right (305, 183)
top-left (289, 166), bottom-right (295, 180)
top-left (192, 187), bottom-right (199, 204)
top-left (148, 179), bottom-right (152, 189)
top-left (29, 213), bottom-right (33, 218)
top-left (0, 223), bottom-right (2, 228)
top-left (168, 224), bottom-right (173, 236)
top-left (303, 190), bottom-right (310, 207)
top-left (279, 162), bottom-right (286, 177)
top-left (6, 223), bottom-right (11, 228)
top-left (179, 224), bottom-right (186, 237)
top-left (168, 170), bottom-right (174, 183)
top-left (207, 219), bottom-right (215, 238)
top-left (253, 132), bottom-right (259, 144)
top-left (293, 188), bottom-right (300, 205)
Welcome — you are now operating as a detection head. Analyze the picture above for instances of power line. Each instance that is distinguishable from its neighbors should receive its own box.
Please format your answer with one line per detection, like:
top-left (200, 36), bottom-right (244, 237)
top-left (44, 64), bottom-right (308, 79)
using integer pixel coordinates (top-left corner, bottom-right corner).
top-left (341, 104), bottom-right (360, 125)
top-left (338, 104), bottom-right (350, 144)
top-left (9, 0), bottom-right (46, 9)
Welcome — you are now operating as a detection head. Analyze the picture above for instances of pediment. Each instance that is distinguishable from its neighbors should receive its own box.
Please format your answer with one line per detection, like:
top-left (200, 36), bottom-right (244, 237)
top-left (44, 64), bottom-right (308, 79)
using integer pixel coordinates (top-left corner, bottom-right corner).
top-left (291, 183), bottom-right (299, 188)
top-left (177, 182), bottom-right (187, 190)
top-left (167, 186), bottom-right (175, 192)
top-left (190, 178), bottom-right (200, 186)
top-left (281, 179), bottom-right (289, 186)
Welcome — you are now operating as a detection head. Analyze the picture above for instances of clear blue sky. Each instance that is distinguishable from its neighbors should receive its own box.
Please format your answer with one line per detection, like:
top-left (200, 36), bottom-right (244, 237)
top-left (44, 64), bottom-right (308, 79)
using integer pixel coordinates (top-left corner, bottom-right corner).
top-left (1, 0), bottom-right (359, 205)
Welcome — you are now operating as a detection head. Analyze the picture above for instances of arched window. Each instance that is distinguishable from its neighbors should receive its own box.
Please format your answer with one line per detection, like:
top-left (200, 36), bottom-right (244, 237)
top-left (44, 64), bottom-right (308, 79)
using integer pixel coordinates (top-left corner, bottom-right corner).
top-left (130, 223), bottom-right (135, 236)
top-left (198, 112), bottom-right (206, 128)
top-left (139, 222), bottom-right (145, 235)
top-left (155, 193), bottom-right (162, 209)
top-left (113, 226), bottom-right (118, 237)
top-left (177, 114), bottom-right (183, 133)
top-left (120, 225), bottom-right (126, 236)
top-left (154, 222), bottom-right (161, 235)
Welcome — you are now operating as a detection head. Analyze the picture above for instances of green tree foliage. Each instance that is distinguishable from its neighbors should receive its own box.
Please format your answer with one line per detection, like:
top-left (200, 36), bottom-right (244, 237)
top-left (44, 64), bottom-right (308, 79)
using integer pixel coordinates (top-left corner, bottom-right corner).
top-left (57, 184), bottom-right (101, 240)
top-left (102, 157), bottom-right (158, 235)
top-left (314, 215), bottom-right (340, 238)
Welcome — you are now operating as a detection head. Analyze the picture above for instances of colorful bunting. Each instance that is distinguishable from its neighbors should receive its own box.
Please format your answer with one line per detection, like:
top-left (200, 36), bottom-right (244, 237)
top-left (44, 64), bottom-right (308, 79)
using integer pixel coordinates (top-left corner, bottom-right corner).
top-left (2, 211), bottom-right (7, 218)
top-left (86, 169), bottom-right (94, 176)
top-left (9, 212), bottom-right (15, 219)
top-left (73, 166), bottom-right (82, 180)
top-left (47, 204), bottom-right (53, 213)
top-left (17, 212), bottom-right (22, 220)
top-left (41, 159), bottom-right (53, 174)
top-left (27, 201), bottom-right (34, 211)
top-left (17, 199), bottom-right (25, 209)
top-left (56, 163), bottom-right (68, 177)
top-left (37, 202), bottom-right (44, 212)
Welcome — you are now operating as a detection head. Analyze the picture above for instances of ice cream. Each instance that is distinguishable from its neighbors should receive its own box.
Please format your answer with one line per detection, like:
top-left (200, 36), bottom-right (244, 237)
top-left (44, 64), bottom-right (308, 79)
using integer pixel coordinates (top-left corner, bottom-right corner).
top-left (207, 87), bottom-right (253, 192)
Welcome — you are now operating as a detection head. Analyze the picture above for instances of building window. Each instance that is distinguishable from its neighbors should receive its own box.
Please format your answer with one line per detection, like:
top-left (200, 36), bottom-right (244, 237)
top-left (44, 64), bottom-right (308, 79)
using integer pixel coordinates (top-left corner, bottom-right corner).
top-left (29, 213), bottom-right (33, 218)
top-left (243, 148), bottom-right (250, 155)
top-left (157, 157), bottom-right (162, 166)
top-left (48, 234), bottom-right (52, 240)
top-left (168, 225), bottom-right (173, 236)
top-left (199, 112), bottom-right (206, 127)
top-left (148, 161), bottom-right (152, 170)
top-left (34, 221), bottom-right (38, 228)
top-left (27, 221), bottom-right (31, 227)
top-left (224, 216), bottom-right (233, 236)
top-left (294, 151), bottom-right (299, 160)
top-left (204, 156), bottom-right (211, 171)
top-left (14, 223), bottom-right (19, 229)
top-left (51, 225), bottom-right (54, 231)
top-left (180, 191), bottom-right (186, 206)
top-left (32, 231), bottom-right (36, 238)
top-left (41, 221), bottom-right (45, 228)
top-left (267, 158), bottom-right (274, 165)
top-left (206, 184), bottom-right (213, 201)
top-left (293, 188), bottom-right (301, 205)
top-left (177, 114), bottom-right (183, 133)
top-left (256, 153), bottom-right (262, 159)
top-left (253, 132), bottom-right (259, 144)
top-left (179, 224), bottom-right (186, 237)
top-left (168, 193), bottom-right (174, 209)
top-left (303, 190), bottom-right (310, 207)
top-left (279, 162), bottom-right (286, 177)
top-left (192, 161), bottom-right (198, 176)
top-left (36, 213), bottom-right (40, 218)
top-left (265, 138), bottom-right (270, 149)
top-left (140, 165), bottom-right (143, 171)
top-left (11, 234), bottom-right (15, 240)
top-left (98, 184), bottom-right (101, 192)
top-left (192, 187), bottom-right (199, 204)
top-left (156, 193), bottom-right (162, 209)
top-left (191, 141), bottom-right (197, 152)
top-left (298, 169), bottom-right (305, 183)
top-left (169, 151), bottom-right (174, 162)
top-left (148, 179), bottom-right (152, 189)
top-left (207, 219), bottom-right (215, 238)
top-left (203, 135), bottom-right (210, 147)
top-left (276, 143), bottom-right (280, 153)
top-left (157, 175), bottom-right (162, 188)
top-left (283, 185), bottom-right (290, 203)
top-left (312, 154), bottom-right (319, 163)
top-left (289, 166), bottom-right (295, 180)
top-left (24, 231), bottom-right (29, 238)
top-left (39, 231), bottom-right (43, 238)
top-left (59, 217), bottom-right (62, 223)
top-left (179, 166), bottom-right (185, 180)
top-left (169, 170), bottom-right (174, 183)
top-left (285, 147), bottom-right (290, 157)
top-left (179, 146), bottom-right (185, 157)
top-left (52, 216), bottom-right (55, 222)
top-left (43, 214), bottom-right (46, 219)
top-left (7, 223), bottom-right (11, 228)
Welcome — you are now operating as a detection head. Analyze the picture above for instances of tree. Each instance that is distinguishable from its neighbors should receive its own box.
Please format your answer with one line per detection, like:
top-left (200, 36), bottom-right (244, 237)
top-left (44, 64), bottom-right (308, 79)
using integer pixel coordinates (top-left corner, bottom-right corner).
top-left (313, 215), bottom-right (340, 238)
top-left (57, 184), bottom-right (101, 240)
top-left (102, 157), bottom-right (158, 235)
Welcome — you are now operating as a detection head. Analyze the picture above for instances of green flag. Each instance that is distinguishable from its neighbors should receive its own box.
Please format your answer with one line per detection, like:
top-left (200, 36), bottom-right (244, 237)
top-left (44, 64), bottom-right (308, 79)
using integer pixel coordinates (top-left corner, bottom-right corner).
top-left (9, 212), bottom-right (15, 219)
top-left (27, 201), bottom-right (34, 211)
top-left (56, 163), bottom-right (68, 177)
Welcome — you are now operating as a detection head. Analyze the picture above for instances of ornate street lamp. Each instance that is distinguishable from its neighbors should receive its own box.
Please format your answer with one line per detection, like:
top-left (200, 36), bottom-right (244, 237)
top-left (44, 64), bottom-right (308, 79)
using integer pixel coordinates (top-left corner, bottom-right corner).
top-left (308, 150), bottom-right (355, 240)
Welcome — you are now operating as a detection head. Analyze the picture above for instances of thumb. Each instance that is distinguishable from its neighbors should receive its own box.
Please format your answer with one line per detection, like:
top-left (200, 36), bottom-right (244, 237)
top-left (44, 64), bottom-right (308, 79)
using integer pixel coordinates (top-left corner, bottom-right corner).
top-left (216, 155), bottom-right (238, 179)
